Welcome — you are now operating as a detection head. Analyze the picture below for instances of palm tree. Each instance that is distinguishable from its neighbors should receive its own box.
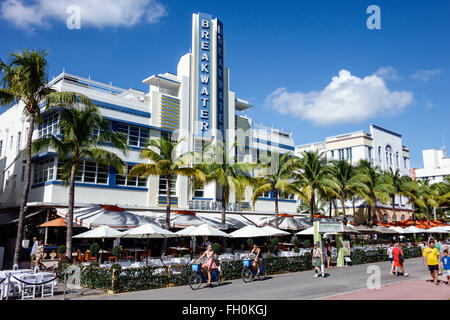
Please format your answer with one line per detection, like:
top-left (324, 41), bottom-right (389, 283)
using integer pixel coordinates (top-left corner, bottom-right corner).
top-left (384, 168), bottom-right (405, 221)
top-left (0, 49), bottom-right (97, 265)
top-left (128, 138), bottom-right (205, 233)
top-left (293, 151), bottom-right (338, 222)
top-left (356, 160), bottom-right (392, 225)
top-left (193, 141), bottom-right (254, 224)
top-left (329, 160), bottom-right (368, 218)
top-left (33, 103), bottom-right (128, 258)
top-left (251, 152), bottom-right (300, 228)
top-left (417, 179), bottom-right (433, 226)
top-left (399, 176), bottom-right (423, 225)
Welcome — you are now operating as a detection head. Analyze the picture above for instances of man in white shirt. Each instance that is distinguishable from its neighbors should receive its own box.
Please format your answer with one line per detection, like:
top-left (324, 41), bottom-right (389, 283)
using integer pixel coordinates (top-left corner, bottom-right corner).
top-left (30, 237), bottom-right (38, 268)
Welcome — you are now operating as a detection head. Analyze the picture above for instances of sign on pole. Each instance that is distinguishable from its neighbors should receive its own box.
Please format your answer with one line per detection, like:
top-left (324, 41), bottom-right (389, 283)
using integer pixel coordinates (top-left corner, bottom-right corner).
top-left (319, 222), bottom-right (344, 233)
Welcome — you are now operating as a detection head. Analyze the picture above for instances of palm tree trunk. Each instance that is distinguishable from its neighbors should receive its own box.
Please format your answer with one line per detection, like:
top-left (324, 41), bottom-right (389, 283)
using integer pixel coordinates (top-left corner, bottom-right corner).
top-left (352, 197), bottom-right (356, 217)
top-left (391, 195), bottom-right (396, 222)
top-left (341, 192), bottom-right (346, 217)
top-left (221, 188), bottom-right (226, 225)
top-left (425, 205), bottom-right (430, 226)
top-left (328, 199), bottom-right (332, 218)
top-left (65, 164), bottom-right (77, 259)
top-left (274, 190), bottom-right (279, 228)
top-left (310, 192), bottom-right (315, 222)
top-left (411, 202), bottom-right (416, 226)
top-left (367, 205), bottom-right (372, 226)
top-left (13, 113), bottom-right (35, 266)
top-left (162, 175), bottom-right (171, 255)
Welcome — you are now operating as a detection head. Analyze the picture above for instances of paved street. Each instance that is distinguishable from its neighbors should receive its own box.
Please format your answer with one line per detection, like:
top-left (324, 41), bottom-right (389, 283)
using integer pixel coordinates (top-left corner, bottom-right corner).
top-left (59, 257), bottom-right (449, 300)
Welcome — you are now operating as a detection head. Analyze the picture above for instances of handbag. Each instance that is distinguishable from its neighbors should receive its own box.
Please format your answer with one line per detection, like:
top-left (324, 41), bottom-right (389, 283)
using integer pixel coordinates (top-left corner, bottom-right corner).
top-left (399, 252), bottom-right (404, 263)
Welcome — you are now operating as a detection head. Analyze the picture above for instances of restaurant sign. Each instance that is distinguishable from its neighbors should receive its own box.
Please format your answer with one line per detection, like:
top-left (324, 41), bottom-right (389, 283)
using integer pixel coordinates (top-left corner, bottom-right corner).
top-left (319, 222), bottom-right (344, 233)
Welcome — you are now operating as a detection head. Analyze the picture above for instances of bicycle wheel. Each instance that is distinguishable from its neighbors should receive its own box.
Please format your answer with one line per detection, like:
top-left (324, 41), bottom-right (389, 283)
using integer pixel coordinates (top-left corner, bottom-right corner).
top-left (257, 265), bottom-right (267, 280)
top-left (189, 273), bottom-right (202, 290)
top-left (214, 273), bottom-right (221, 287)
top-left (242, 267), bottom-right (253, 283)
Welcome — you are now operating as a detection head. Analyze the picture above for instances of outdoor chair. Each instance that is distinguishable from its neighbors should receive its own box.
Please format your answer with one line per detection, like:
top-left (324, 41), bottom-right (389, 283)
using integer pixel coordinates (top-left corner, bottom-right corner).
top-left (40, 274), bottom-right (55, 298)
top-left (21, 275), bottom-right (37, 300)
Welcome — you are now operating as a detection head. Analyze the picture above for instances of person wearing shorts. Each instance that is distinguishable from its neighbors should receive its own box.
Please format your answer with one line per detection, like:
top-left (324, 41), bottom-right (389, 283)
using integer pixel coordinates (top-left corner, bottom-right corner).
top-left (392, 242), bottom-right (408, 277)
top-left (423, 239), bottom-right (441, 285)
top-left (312, 242), bottom-right (324, 278)
top-left (246, 243), bottom-right (262, 277)
top-left (439, 250), bottom-right (449, 286)
top-left (387, 242), bottom-right (394, 275)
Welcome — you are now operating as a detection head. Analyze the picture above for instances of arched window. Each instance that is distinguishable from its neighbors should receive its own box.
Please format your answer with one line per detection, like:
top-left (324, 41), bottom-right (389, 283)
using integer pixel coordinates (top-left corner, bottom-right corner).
top-left (382, 214), bottom-right (388, 223)
top-left (401, 215), bottom-right (406, 221)
top-left (378, 146), bottom-right (382, 162)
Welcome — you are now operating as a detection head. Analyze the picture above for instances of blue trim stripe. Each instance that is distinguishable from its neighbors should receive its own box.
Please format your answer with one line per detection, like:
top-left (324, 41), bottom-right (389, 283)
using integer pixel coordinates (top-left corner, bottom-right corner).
top-left (156, 76), bottom-right (181, 85)
top-left (31, 180), bottom-right (148, 191)
top-left (92, 99), bottom-right (151, 118)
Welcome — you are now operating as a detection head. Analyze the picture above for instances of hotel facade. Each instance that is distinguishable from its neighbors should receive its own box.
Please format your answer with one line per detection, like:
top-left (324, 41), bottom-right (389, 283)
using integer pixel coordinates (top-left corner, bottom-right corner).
top-left (0, 13), bottom-right (298, 219)
top-left (295, 124), bottom-right (414, 223)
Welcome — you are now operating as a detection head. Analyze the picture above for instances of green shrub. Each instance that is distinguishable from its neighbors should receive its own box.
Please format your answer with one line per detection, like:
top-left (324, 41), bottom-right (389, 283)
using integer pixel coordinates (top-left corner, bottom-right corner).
top-left (303, 239), bottom-right (311, 248)
top-left (293, 238), bottom-right (301, 247)
top-left (57, 245), bottom-right (66, 255)
top-left (211, 242), bottom-right (222, 254)
top-left (246, 238), bottom-right (254, 247)
top-left (112, 246), bottom-right (122, 257)
top-left (89, 243), bottom-right (100, 258)
top-left (294, 247), bottom-right (300, 253)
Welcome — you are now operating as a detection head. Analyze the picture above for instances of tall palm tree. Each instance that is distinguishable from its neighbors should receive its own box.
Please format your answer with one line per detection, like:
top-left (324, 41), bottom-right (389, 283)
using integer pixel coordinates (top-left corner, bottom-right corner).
top-left (33, 103), bottom-right (128, 258)
top-left (0, 49), bottom-right (97, 264)
top-left (417, 179), bottom-right (433, 226)
top-left (251, 152), bottom-right (300, 228)
top-left (356, 160), bottom-right (393, 225)
top-left (384, 168), bottom-right (404, 221)
top-left (294, 151), bottom-right (338, 222)
top-left (400, 176), bottom-right (423, 225)
top-left (128, 138), bottom-right (205, 233)
top-left (329, 160), bottom-right (368, 218)
top-left (193, 141), bottom-right (254, 224)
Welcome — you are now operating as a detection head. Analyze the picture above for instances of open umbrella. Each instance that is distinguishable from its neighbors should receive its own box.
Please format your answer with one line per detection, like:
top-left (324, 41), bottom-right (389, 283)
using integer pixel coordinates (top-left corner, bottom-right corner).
top-left (121, 223), bottom-right (178, 265)
top-left (403, 226), bottom-right (426, 234)
top-left (261, 226), bottom-right (290, 237)
top-left (38, 217), bottom-right (82, 228)
top-left (73, 225), bottom-right (124, 264)
top-left (389, 227), bottom-right (406, 234)
top-left (426, 227), bottom-right (449, 234)
top-left (296, 227), bottom-right (314, 235)
top-left (185, 223), bottom-right (231, 237)
top-left (229, 225), bottom-right (271, 238)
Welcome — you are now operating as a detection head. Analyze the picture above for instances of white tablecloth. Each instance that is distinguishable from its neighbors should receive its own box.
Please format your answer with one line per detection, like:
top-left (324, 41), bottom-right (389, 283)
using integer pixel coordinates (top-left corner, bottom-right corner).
top-left (1, 271), bottom-right (56, 298)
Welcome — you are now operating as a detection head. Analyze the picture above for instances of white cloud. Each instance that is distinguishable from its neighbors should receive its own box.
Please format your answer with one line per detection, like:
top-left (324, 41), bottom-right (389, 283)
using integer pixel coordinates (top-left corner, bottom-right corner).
top-left (375, 66), bottom-right (401, 81)
top-left (410, 69), bottom-right (441, 82)
top-left (0, 0), bottom-right (167, 30)
top-left (265, 70), bottom-right (413, 126)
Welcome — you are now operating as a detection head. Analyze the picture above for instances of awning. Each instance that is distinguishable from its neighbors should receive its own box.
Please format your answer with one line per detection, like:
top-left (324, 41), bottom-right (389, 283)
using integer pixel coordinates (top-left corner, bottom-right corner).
top-left (0, 208), bottom-right (47, 226)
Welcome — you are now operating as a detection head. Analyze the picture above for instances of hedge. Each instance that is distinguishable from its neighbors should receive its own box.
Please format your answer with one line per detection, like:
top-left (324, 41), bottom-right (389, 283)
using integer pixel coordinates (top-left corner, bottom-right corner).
top-left (80, 247), bottom-right (422, 293)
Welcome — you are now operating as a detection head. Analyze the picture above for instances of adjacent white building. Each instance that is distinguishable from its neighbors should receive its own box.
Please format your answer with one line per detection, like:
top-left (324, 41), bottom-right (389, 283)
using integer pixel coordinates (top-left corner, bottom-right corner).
top-left (295, 124), bottom-right (413, 223)
top-left (414, 148), bottom-right (450, 184)
top-left (0, 12), bottom-right (297, 217)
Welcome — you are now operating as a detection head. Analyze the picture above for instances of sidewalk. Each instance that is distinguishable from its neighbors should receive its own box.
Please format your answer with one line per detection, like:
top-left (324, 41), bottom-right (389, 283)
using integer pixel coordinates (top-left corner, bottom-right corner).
top-left (322, 278), bottom-right (450, 300)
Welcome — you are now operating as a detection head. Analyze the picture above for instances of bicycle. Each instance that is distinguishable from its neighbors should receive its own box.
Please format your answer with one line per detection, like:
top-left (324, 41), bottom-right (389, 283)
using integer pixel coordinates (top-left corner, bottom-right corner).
top-left (189, 264), bottom-right (221, 290)
top-left (241, 259), bottom-right (267, 283)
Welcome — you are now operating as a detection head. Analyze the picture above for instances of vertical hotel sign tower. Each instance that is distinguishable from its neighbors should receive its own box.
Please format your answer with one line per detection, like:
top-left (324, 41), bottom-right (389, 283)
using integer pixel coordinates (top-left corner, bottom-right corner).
top-left (192, 12), bottom-right (226, 143)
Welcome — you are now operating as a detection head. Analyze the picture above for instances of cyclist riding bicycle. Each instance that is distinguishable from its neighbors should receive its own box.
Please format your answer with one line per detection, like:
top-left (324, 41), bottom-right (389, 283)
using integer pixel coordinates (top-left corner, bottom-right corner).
top-left (245, 243), bottom-right (262, 277)
top-left (195, 244), bottom-right (217, 287)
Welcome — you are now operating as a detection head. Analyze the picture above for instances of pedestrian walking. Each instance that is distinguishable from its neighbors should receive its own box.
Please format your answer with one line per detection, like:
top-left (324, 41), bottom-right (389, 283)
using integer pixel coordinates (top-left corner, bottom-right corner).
top-left (35, 240), bottom-right (45, 270)
top-left (312, 242), bottom-right (324, 278)
top-left (440, 250), bottom-right (449, 286)
top-left (387, 242), bottom-right (394, 275)
top-left (423, 239), bottom-right (441, 286)
top-left (30, 237), bottom-right (38, 269)
top-left (392, 242), bottom-right (409, 277)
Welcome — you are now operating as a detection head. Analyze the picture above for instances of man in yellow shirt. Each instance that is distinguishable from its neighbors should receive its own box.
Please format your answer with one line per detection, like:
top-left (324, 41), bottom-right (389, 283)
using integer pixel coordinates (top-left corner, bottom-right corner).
top-left (423, 239), bottom-right (441, 285)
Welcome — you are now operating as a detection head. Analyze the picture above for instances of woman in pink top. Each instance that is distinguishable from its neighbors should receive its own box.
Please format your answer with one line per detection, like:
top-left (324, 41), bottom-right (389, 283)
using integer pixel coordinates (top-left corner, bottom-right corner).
top-left (196, 244), bottom-right (217, 286)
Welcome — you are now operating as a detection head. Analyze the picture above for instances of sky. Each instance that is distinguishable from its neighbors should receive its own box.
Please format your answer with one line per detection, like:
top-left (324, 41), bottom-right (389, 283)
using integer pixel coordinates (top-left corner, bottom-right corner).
top-left (0, 0), bottom-right (449, 168)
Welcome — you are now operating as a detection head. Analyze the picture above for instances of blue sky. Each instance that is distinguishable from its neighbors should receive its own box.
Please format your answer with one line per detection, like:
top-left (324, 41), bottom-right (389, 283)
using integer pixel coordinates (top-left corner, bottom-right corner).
top-left (1, 0), bottom-right (449, 168)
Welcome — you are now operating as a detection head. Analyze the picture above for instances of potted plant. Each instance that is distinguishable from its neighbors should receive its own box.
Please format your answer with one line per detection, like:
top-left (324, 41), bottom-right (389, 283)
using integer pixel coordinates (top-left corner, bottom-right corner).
top-left (112, 246), bottom-right (122, 261)
top-left (89, 243), bottom-right (100, 262)
top-left (303, 239), bottom-right (311, 248)
top-left (57, 245), bottom-right (66, 259)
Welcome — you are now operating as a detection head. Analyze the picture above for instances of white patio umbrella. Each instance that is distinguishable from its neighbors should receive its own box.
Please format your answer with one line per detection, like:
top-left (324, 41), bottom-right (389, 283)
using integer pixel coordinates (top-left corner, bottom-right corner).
top-left (403, 226), bottom-right (426, 234)
top-left (296, 226), bottom-right (314, 235)
top-left (229, 225), bottom-right (271, 238)
top-left (261, 226), bottom-right (290, 237)
top-left (121, 223), bottom-right (178, 265)
top-left (73, 225), bottom-right (124, 264)
top-left (262, 216), bottom-right (307, 231)
top-left (426, 227), bottom-right (449, 234)
top-left (186, 223), bottom-right (232, 237)
top-left (389, 227), bottom-right (406, 234)
top-left (175, 226), bottom-right (198, 236)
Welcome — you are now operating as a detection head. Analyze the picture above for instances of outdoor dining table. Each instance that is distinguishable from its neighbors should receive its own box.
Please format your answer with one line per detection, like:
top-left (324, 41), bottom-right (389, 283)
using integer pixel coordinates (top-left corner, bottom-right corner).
top-left (125, 248), bottom-right (146, 261)
top-left (0, 270), bottom-right (56, 298)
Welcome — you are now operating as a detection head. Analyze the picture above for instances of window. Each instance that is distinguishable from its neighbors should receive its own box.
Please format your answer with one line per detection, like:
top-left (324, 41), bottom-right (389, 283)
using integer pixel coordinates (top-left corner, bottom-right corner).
top-left (338, 149), bottom-right (345, 161)
top-left (33, 158), bottom-right (55, 184)
top-left (10, 136), bottom-right (13, 150)
top-left (396, 152), bottom-right (399, 167)
top-left (117, 123), bottom-right (149, 148)
top-left (400, 215), bottom-right (406, 221)
top-left (378, 146), bottom-right (382, 162)
top-left (0, 140), bottom-right (2, 157)
top-left (404, 157), bottom-right (407, 169)
top-left (21, 165), bottom-right (25, 182)
top-left (330, 150), bottom-right (334, 159)
top-left (262, 191), bottom-right (271, 198)
top-left (116, 165), bottom-right (147, 187)
top-left (39, 113), bottom-right (60, 137)
top-left (159, 175), bottom-right (177, 196)
top-left (16, 132), bottom-right (21, 154)
top-left (346, 148), bottom-right (352, 161)
top-left (368, 147), bottom-right (373, 161)
top-left (278, 191), bottom-right (295, 200)
top-left (57, 160), bottom-right (108, 184)
top-left (194, 189), bottom-right (204, 198)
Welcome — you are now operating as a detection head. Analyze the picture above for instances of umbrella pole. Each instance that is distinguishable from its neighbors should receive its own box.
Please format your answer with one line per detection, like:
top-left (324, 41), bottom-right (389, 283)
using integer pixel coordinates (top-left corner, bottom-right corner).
top-left (146, 235), bottom-right (149, 267)
top-left (100, 238), bottom-right (104, 264)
